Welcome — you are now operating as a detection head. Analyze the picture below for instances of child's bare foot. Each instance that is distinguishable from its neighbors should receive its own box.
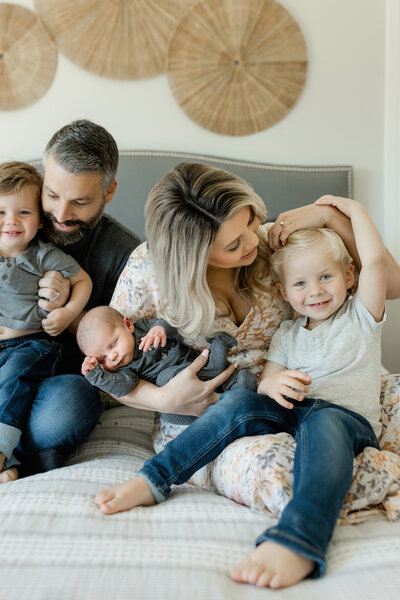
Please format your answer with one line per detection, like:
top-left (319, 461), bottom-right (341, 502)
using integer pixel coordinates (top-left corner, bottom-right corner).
top-left (95, 475), bottom-right (157, 514)
top-left (230, 541), bottom-right (315, 589)
top-left (0, 467), bottom-right (19, 483)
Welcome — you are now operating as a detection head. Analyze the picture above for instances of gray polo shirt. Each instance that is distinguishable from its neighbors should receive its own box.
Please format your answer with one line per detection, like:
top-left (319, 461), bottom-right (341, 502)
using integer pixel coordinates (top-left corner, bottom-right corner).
top-left (0, 237), bottom-right (80, 331)
top-left (267, 294), bottom-right (385, 437)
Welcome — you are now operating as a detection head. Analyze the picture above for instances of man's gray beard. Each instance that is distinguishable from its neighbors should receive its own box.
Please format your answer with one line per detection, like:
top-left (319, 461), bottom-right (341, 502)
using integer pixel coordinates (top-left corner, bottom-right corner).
top-left (42, 207), bottom-right (104, 247)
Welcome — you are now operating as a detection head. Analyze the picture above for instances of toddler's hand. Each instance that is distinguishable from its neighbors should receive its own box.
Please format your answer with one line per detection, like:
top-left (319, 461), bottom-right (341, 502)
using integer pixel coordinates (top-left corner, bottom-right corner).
top-left (314, 195), bottom-right (360, 218)
top-left (139, 325), bottom-right (167, 352)
top-left (42, 307), bottom-right (74, 336)
top-left (257, 370), bottom-right (311, 409)
top-left (81, 356), bottom-right (99, 376)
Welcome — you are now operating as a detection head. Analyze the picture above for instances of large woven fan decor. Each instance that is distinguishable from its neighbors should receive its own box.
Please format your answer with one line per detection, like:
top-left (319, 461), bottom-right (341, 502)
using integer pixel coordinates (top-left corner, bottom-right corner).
top-left (34, 0), bottom-right (196, 80)
top-left (167, 0), bottom-right (308, 135)
top-left (0, 3), bottom-right (57, 110)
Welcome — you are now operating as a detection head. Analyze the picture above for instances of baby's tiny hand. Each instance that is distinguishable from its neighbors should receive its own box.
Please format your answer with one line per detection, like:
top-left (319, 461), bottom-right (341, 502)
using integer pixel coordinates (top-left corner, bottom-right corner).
top-left (139, 325), bottom-right (167, 352)
top-left (81, 356), bottom-right (99, 376)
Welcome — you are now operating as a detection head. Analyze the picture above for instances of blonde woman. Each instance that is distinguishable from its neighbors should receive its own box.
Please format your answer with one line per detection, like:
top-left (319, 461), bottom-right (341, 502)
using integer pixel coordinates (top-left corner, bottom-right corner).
top-left (96, 163), bottom-right (400, 587)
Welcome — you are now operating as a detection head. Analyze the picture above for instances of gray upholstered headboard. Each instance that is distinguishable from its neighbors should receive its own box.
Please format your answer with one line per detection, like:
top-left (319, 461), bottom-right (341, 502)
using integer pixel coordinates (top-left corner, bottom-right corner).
top-left (31, 151), bottom-right (352, 241)
top-left (108, 151), bottom-right (352, 240)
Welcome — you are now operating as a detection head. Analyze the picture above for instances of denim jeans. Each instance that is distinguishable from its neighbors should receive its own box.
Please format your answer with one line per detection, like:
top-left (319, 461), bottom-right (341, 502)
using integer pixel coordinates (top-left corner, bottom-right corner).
top-left (0, 333), bottom-right (101, 473)
top-left (139, 390), bottom-right (379, 577)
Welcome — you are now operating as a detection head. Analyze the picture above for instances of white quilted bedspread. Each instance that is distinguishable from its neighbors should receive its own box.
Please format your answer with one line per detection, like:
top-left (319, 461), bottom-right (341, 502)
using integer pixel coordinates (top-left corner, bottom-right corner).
top-left (0, 403), bottom-right (400, 600)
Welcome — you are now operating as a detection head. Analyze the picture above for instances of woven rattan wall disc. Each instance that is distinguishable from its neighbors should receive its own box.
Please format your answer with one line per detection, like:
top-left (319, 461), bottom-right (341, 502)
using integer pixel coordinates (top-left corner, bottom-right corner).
top-left (34, 0), bottom-right (196, 80)
top-left (168, 0), bottom-right (307, 136)
top-left (0, 3), bottom-right (57, 110)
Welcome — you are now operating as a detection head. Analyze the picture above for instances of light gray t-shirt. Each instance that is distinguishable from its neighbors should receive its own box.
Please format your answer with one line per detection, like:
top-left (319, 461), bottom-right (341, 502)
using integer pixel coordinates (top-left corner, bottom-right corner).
top-left (267, 294), bottom-right (385, 437)
top-left (0, 237), bottom-right (80, 331)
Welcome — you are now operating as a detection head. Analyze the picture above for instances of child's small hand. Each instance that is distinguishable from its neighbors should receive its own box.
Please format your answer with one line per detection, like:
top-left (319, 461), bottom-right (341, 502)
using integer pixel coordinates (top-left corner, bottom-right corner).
top-left (139, 325), bottom-right (167, 352)
top-left (257, 370), bottom-right (311, 409)
top-left (42, 307), bottom-right (74, 336)
top-left (81, 356), bottom-right (99, 376)
top-left (315, 195), bottom-right (360, 219)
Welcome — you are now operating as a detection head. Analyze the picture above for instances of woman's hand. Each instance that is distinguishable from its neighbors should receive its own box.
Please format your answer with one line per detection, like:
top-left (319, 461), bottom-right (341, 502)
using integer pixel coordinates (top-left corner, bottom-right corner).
top-left (38, 270), bottom-right (71, 311)
top-left (114, 349), bottom-right (237, 416)
top-left (161, 349), bottom-right (236, 416)
top-left (268, 203), bottom-right (334, 250)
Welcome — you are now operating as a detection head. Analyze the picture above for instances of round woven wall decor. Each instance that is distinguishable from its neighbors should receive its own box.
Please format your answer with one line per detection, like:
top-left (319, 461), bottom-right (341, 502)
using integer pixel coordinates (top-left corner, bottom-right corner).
top-left (34, 0), bottom-right (196, 80)
top-left (167, 0), bottom-right (308, 136)
top-left (0, 3), bottom-right (57, 111)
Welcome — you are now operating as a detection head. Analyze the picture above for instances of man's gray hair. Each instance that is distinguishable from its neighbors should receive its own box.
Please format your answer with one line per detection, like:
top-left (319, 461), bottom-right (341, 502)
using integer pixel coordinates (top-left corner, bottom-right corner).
top-left (43, 119), bottom-right (119, 193)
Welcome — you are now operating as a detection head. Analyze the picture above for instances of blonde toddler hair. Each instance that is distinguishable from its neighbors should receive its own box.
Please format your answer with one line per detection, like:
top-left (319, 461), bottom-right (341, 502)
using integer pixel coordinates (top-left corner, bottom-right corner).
top-left (270, 228), bottom-right (353, 283)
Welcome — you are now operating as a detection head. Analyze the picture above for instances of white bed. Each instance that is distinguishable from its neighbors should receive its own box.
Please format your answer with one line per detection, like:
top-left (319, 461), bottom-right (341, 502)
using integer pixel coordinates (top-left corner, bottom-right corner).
top-left (1, 402), bottom-right (400, 600)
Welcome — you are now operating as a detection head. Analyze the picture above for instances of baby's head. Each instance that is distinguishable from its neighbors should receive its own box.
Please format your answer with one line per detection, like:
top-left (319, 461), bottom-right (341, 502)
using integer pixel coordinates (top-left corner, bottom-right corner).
top-left (0, 161), bottom-right (42, 254)
top-left (77, 306), bottom-right (135, 371)
top-left (270, 228), bottom-right (355, 324)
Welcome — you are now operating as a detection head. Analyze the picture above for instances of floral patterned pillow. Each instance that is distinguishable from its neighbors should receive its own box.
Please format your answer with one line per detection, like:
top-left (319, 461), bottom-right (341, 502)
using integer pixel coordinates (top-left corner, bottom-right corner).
top-left (181, 374), bottom-right (400, 525)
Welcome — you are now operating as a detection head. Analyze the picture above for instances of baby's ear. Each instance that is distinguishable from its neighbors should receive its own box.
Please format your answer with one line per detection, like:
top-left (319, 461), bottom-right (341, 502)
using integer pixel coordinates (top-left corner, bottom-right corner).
top-left (123, 317), bottom-right (135, 332)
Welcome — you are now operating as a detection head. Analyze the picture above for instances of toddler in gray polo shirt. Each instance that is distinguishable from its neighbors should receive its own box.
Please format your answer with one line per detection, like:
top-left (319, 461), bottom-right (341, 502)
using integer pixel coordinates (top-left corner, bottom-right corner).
top-left (0, 162), bottom-right (92, 483)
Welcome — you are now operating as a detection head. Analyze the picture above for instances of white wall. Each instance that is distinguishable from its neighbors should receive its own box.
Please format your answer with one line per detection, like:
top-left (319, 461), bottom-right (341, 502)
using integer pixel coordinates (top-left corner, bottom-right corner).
top-left (1, 1), bottom-right (385, 215)
top-left (1, 0), bottom-right (398, 370)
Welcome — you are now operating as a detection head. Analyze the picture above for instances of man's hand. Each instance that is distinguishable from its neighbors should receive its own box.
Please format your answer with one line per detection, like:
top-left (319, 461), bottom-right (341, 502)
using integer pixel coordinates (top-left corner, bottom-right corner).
top-left (38, 270), bottom-right (70, 312)
top-left (81, 356), bottom-right (99, 376)
top-left (139, 325), bottom-right (167, 352)
top-left (257, 370), bottom-right (311, 409)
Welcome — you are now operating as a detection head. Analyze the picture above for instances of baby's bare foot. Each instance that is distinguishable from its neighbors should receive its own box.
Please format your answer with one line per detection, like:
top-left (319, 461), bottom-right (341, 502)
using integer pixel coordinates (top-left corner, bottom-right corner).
top-left (230, 541), bottom-right (315, 589)
top-left (0, 467), bottom-right (19, 484)
top-left (95, 475), bottom-right (156, 515)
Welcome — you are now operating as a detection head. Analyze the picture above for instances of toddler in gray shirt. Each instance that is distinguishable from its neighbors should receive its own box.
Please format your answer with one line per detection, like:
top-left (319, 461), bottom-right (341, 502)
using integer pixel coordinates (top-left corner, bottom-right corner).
top-left (0, 162), bottom-right (92, 483)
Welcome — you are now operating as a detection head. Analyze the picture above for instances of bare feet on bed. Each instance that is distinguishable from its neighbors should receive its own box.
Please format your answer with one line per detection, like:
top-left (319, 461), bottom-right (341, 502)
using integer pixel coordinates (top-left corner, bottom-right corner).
top-left (230, 541), bottom-right (315, 589)
top-left (95, 475), bottom-right (157, 514)
top-left (0, 466), bottom-right (18, 483)
top-left (0, 451), bottom-right (18, 483)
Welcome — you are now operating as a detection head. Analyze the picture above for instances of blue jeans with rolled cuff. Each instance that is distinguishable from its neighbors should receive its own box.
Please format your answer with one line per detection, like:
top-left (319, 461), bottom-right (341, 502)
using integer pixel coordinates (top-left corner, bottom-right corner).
top-left (0, 332), bottom-right (101, 473)
top-left (138, 390), bottom-right (379, 577)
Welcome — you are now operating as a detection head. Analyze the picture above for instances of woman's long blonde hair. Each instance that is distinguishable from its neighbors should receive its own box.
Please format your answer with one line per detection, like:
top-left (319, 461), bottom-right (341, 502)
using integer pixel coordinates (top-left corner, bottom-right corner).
top-left (145, 162), bottom-right (272, 340)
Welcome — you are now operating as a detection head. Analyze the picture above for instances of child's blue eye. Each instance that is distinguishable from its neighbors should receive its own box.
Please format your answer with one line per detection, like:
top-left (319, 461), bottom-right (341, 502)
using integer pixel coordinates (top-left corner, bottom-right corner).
top-left (321, 274), bottom-right (331, 281)
top-left (295, 281), bottom-right (305, 287)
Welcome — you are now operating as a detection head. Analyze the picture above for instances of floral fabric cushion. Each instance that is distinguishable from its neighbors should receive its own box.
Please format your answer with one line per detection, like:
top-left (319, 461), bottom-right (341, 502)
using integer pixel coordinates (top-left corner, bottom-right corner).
top-left (153, 374), bottom-right (400, 525)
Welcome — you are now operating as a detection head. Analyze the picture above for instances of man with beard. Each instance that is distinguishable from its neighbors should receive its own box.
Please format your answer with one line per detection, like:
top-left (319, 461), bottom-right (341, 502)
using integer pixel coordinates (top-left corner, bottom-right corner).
top-left (15, 120), bottom-right (140, 477)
